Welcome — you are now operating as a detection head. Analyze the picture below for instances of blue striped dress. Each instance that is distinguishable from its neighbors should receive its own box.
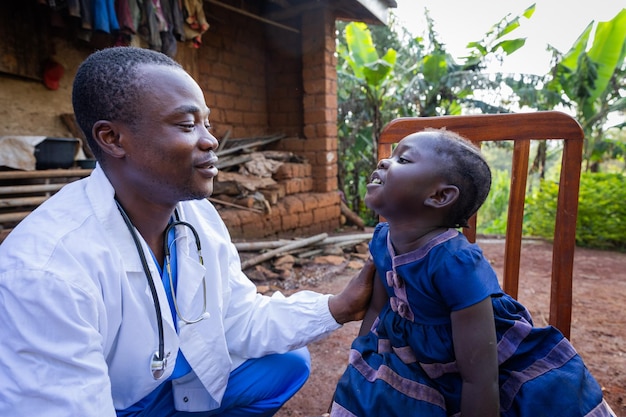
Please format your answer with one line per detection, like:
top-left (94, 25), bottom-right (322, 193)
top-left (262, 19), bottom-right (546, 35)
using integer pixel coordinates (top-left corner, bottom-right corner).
top-left (331, 224), bottom-right (613, 417)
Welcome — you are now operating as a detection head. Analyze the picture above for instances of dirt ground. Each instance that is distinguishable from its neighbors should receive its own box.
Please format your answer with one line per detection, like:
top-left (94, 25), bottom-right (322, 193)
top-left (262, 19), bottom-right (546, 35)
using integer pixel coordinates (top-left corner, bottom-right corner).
top-left (251, 236), bottom-right (626, 417)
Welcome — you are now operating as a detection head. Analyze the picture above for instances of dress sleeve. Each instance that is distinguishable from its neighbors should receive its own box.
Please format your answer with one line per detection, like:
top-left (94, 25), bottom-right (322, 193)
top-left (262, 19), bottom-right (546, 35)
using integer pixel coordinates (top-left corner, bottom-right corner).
top-left (369, 222), bottom-right (391, 287)
top-left (433, 245), bottom-right (498, 312)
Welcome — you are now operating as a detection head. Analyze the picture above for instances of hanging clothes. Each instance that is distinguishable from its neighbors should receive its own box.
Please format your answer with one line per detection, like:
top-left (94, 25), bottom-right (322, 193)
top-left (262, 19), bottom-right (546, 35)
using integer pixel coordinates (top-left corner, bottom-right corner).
top-left (40, 0), bottom-right (188, 55)
top-left (115, 0), bottom-right (142, 36)
top-left (182, 0), bottom-right (209, 48)
top-left (160, 0), bottom-right (186, 57)
top-left (93, 0), bottom-right (119, 33)
top-left (137, 0), bottom-right (185, 57)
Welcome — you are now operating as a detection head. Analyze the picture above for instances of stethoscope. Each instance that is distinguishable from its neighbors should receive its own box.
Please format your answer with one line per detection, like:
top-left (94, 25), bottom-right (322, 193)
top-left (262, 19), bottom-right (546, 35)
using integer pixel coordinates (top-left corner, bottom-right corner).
top-left (115, 199), bottom-right (208, 379)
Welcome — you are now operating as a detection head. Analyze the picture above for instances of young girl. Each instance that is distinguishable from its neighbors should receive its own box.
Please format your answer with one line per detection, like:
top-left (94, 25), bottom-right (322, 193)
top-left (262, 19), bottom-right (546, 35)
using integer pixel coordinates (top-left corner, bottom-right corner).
top-left (330, 129), bottom-right (615, 417)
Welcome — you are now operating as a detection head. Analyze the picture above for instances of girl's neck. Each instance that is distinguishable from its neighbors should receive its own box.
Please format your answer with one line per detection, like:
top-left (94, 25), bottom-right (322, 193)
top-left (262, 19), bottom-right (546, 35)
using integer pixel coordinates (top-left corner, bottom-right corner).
top-left (387, 224), bottom-right (448, 255)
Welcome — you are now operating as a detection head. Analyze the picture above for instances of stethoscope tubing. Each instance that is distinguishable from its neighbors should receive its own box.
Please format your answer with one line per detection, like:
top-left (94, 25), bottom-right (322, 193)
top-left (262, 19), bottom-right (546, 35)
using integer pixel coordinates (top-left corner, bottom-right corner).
top-left (115, 199), bottom-right (166, 378)
top-left (115, 200), bottom-right (209, 379)
top-left (164, 219), bottom-right (207, 325)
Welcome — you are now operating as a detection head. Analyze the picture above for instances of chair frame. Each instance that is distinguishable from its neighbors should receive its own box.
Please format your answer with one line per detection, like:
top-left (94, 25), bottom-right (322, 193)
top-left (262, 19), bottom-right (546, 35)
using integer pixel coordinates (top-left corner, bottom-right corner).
top-left (377, 111), bottom-right (584, 338)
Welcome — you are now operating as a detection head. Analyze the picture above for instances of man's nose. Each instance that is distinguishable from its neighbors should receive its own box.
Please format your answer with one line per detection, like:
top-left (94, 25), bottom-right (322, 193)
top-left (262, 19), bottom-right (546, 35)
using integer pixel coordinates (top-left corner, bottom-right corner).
top-left (200, 130), bottom-right (219, 150)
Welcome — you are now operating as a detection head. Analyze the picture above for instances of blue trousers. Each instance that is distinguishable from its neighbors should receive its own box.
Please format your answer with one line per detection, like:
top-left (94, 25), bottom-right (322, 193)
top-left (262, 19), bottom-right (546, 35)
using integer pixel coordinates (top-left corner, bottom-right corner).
top-left (119, 347), bottom-right (311, 417)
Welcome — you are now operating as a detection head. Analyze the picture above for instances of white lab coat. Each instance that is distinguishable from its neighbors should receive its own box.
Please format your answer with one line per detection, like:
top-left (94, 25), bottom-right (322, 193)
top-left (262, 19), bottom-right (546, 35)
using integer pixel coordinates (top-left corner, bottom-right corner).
top-left (0, 165), bottom-right (340, 416)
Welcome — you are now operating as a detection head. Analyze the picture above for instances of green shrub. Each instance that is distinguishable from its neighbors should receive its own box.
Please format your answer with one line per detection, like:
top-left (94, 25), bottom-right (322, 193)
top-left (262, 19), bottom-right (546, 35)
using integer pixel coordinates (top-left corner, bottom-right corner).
top-left (524, 172), bottom-right (626, 250)
top-left (478, 171), bottom-right (626, 250)
top-left (574, 173), bottom-right (626, 250)
top-left (523, 180), bottom-right (559, 238)
top-left (477, 169), bottom-right (511, 235)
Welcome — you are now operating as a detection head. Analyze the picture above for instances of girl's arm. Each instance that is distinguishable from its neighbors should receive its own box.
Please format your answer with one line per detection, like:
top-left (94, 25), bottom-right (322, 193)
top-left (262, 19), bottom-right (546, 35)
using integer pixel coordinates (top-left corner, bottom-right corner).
top-left (358, 269), bottom-right (386, 336)
top-left (451, 297), bottom-right (500, 417)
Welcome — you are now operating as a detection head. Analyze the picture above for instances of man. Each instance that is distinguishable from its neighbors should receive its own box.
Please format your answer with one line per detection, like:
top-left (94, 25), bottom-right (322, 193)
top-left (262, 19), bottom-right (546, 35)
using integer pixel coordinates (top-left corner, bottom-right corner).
top-left (0, 46), bottom-right (374, 416)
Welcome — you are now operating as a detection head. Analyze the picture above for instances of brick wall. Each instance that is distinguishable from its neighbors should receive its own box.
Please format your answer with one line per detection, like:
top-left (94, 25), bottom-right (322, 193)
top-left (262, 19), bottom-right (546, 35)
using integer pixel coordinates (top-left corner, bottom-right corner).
top-left (196, 4), bottom-right (269, 138)
top-left (220, 191), bottom-right (341, 240)
top-left (273, 8), bottom-right (339, 195)
top-left (266, 16), bottom-right (304, 138)
top-left (0, 1), bottom-right (343, 240)
top-left (215, 158), bottom-right (341, 240)
top-left (191, 4), bottom-right (341, 239)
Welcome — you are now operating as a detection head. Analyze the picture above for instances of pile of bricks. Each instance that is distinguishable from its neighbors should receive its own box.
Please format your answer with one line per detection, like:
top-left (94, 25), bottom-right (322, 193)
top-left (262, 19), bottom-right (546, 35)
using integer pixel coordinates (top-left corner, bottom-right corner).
top-left (273, 162), bottom-right (314, 196)
top-left (215, 158), bottom-right (341, 240)
top-left (220, 191), bottom-right (341, 240)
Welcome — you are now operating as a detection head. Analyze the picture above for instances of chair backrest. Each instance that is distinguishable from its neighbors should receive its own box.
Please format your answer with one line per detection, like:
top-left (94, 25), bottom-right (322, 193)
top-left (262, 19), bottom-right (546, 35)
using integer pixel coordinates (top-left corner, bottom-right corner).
top-left (377, 111), bottom-right (584, 338)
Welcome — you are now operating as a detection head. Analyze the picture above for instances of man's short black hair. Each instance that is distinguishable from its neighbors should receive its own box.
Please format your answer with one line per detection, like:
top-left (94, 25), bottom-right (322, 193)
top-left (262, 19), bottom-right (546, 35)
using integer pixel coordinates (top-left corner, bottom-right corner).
top-left (72, 46), bottom-right (182, 160)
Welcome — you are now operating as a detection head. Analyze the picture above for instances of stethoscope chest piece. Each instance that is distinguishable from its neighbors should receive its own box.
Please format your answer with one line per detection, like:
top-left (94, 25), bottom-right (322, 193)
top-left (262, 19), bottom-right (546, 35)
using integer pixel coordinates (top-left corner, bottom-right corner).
top-left (151, 351), bottom-right (169, 380)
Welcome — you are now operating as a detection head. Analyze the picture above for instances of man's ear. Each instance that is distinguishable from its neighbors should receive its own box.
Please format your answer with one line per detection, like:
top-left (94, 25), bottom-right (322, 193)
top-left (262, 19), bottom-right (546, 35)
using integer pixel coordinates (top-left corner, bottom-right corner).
top-left (425, 184), bottom-right (459, 208)
top-left (92, 120), bottom-right (126, 159)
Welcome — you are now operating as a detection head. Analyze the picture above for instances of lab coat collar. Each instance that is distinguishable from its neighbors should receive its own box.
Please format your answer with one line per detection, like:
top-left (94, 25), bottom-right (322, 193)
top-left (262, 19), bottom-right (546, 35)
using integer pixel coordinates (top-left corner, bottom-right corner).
top-left (84, 165), bottom-right (178, 346)
top-left (86, 165), bottom-right (144, 273)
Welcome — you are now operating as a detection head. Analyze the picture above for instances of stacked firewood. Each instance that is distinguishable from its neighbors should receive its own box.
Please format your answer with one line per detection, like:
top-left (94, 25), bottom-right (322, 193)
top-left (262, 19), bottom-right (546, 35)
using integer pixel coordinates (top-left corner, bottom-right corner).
top-left (211, 133), bottom-right (311, 214)
top-left (235, 231), bottom-right (373, 294)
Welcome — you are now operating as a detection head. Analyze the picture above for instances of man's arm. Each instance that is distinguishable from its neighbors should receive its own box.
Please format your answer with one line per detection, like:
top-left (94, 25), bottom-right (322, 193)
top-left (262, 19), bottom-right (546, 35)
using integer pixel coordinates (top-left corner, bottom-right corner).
top-left (327, 258), bottom-right (376, 325)
top-left (0, 269), bottom-right (115, 416)
top-left (356, 269), bottom-right (385, 336)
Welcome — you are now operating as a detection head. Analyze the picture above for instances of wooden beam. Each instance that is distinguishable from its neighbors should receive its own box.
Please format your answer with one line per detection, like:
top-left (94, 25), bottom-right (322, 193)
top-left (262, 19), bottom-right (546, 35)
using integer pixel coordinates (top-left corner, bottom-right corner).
top-left (263, 2), bottom-right (323, 21)
top-left (241, 233), bottom-right (328, 269)
top-left (206, 0), bottom-right (300, 33)
top-left (0, 183), bottom-right (64, 195)
top-left (0, 169), bottom-right (92, 180)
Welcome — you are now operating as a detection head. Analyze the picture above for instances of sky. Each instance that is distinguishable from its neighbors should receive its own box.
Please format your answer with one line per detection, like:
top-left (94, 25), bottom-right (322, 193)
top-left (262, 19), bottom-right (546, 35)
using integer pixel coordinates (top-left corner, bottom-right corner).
top-left (392, 0), bottom-right (625, 75)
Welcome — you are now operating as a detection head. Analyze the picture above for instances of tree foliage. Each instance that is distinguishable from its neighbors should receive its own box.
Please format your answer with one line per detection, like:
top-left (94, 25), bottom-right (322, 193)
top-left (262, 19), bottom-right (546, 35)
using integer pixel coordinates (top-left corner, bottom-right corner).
top-left (336, 6), bottom-right (626, 250)
top-left (509, 8), bottom-right (626, 173)
top-left (524, 173), bottom-right (626, 250)
top-left (336, 7), bottom-right (534, 222)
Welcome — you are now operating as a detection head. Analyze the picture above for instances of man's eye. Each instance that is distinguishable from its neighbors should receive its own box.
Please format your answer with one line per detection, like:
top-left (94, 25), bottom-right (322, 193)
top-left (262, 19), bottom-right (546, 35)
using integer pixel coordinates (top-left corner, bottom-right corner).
top-left (180, 123), bottom-right (195, 130)
top-left (397, 157), bottom-right (409, 164)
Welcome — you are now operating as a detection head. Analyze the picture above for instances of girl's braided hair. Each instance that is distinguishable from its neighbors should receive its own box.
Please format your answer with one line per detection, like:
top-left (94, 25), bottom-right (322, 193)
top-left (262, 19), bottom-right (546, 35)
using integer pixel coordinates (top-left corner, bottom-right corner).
top-left (427, 128), bottom-right (492, 228)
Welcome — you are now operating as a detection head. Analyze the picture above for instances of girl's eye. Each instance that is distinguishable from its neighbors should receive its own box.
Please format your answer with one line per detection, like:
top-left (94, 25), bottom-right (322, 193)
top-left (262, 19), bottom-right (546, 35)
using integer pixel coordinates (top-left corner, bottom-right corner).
top-left (397, 156), bottom-right (409, 164)
top-left (180, 123), bottom-right (195, 130)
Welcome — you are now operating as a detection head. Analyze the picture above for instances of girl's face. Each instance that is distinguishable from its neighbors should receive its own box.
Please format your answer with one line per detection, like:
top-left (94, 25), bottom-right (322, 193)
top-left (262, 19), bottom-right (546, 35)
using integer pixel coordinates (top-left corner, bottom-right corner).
top-left (365, 132), bottom-right (447, 222)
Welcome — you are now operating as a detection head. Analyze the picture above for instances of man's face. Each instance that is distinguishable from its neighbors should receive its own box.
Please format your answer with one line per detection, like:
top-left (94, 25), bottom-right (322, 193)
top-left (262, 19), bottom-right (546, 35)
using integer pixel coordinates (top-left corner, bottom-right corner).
top-left (116, 65), bottom-right (219, 206)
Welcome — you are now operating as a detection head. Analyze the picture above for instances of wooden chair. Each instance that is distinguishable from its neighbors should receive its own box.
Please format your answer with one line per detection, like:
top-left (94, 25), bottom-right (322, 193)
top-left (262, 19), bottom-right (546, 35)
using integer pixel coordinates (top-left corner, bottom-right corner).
top-left (377, 111), bottom-right (584, 338)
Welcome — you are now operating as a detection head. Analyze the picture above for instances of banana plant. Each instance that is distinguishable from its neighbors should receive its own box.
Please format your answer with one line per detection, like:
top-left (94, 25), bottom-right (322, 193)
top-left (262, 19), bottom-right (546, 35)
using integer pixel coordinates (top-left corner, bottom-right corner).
top-left (338, 21), bottom-right (397, 148)
top-left (399, 4), bottom-right (535, 118)
top-left (336, 22), bottom-right (398, 222)
top-left (505, 8), bottom-right (626, 173)
top-left (336, 7), bottom-right (534, 222)
top-left (551, 9), bottom-right (626, 171)
top-left (464, 3), bottom-right (536, 66)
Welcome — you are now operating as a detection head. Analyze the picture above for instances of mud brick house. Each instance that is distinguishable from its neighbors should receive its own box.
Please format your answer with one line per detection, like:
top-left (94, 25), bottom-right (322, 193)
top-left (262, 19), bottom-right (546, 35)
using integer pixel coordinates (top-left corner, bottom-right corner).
top-left (0, 0), bottom-right (396, 241)
top-left (0, 0), bottom-right (396, 238)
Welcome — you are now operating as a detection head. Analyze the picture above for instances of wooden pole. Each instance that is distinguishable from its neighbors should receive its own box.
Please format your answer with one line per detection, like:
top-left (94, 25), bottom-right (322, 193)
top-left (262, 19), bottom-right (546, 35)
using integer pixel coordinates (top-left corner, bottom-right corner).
top-left (206, 0), bottom-right (300, 33)
top-left (241, 233), bottom-right (328, 269)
